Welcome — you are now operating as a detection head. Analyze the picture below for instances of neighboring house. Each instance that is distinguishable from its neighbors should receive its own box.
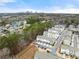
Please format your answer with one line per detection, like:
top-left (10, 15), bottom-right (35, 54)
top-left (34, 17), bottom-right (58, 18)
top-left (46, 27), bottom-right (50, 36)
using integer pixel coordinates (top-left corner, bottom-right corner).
top-left (36, 35), bottom-right (54, 49)
top-left (35, 25), bottom-right (66, 52)
top-left (43, 30), bottom-right (59, 39)
top-left (60, 45), bottom-right (74, 56)
top-left (0, 20), bottom-right (28, 36)
top-left (63, 34), bottom-right (72, 46)
top-left (60, 45), bottom-right (79, 58)
top-left (60, 34), bottom-right (79, 58)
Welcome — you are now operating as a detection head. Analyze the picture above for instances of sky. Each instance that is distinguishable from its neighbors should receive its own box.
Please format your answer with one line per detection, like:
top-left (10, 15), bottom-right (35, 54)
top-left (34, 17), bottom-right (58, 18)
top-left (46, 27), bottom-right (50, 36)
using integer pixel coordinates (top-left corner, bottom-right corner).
top-left (0, 0), bottom-right (79, 13)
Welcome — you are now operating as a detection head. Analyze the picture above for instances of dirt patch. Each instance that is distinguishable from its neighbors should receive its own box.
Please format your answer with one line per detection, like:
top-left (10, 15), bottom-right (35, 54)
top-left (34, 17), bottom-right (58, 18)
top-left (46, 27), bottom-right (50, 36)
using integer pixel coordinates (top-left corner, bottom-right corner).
top-left (16, 43), bottom-right (37, 59)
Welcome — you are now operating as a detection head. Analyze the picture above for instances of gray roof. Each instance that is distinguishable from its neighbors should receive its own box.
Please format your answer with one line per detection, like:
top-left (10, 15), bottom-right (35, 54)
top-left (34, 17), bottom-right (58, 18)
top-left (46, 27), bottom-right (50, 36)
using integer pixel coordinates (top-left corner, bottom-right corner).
top-left (36, 35), bottom-right (55, 42)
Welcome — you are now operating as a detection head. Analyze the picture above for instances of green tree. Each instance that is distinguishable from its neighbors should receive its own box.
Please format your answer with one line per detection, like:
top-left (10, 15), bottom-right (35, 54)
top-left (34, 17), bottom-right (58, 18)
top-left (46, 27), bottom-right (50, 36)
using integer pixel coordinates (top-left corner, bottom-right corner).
top-left (6, 33), bottom-right (22, 55)
top-left (27, 16), bottom-right (40, 24)
top-left (0, 36), bottom-right (7, 49)
top-left (0, 33), bottom-right (22, 55)
top-left (23, 21), bottom-right (53, 41)
top-left (0, 20), bottom-right (8, 26)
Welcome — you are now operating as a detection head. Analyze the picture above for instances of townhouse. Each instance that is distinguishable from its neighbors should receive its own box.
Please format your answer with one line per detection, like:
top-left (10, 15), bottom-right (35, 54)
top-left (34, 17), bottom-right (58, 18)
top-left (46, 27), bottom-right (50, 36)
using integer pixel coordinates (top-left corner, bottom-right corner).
top-left (35, 25), bottom-right (66, 52)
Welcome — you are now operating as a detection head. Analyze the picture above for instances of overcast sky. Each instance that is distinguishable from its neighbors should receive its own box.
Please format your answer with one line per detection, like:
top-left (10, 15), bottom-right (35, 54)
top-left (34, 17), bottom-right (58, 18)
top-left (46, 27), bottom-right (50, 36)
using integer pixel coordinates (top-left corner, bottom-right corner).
top-left (0, 0), bottom-right (79, 13)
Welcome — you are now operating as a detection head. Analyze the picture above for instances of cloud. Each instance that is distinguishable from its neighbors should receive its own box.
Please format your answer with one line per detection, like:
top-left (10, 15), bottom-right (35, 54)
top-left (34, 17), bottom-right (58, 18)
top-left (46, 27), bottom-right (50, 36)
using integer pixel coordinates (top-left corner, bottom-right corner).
top-left (1, 7), bottom-right (79, 14)
top-left (52, 8), bottom-right (79, 14)
top-left (0, 0), bottom-right (15, 3)
top-left (40, 4), bottom-right (79, 14)
top-left (0, 4), bottom-right (79, 14)
top-left (50, 5), bottom-right (79, 14)
top-left (0, 0), bottom-right (79, 14)
top-left (0, 7), bottom-right (40, 13)
top-left (0, 0), bottom-right (15, 5)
